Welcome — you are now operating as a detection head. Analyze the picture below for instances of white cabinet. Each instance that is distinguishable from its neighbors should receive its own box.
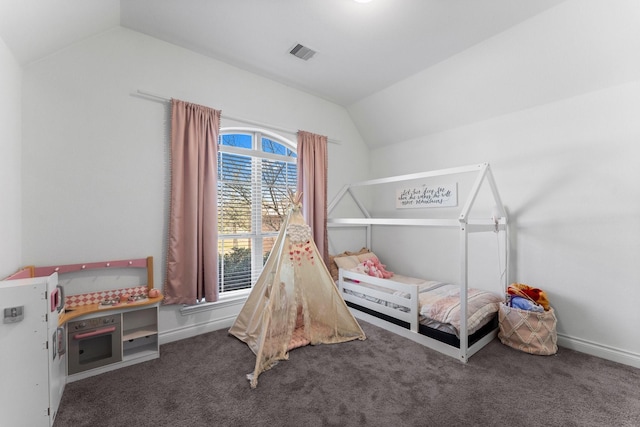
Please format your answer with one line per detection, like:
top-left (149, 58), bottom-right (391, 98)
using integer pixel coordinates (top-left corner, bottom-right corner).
top-left (0, 274), bottom-right (66, 427)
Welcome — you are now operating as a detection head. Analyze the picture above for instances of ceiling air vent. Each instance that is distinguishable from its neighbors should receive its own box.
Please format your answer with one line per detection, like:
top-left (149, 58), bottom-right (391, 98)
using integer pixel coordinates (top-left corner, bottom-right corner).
top-left (289, 43), bottom-right (316, 61)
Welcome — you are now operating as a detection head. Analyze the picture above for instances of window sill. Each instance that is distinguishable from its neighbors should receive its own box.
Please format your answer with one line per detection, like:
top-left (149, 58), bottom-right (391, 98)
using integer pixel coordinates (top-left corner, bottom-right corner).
top-left (180, 292), bottom-right (248, 316)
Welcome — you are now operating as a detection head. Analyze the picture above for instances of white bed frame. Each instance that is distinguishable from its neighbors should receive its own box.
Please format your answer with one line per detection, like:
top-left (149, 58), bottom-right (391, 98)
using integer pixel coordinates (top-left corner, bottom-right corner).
top-left (328, 163), bottom-right (509, 362)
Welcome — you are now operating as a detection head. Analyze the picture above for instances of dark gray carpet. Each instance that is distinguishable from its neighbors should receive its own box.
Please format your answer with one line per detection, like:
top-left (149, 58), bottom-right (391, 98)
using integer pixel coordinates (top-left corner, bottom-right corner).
top-left (53, 321), bottom-right (640, 427)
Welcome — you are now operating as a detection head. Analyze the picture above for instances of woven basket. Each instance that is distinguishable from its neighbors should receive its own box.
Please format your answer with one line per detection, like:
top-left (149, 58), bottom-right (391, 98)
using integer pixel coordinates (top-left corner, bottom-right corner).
top-left (498, 303), bottom-right (558, 355)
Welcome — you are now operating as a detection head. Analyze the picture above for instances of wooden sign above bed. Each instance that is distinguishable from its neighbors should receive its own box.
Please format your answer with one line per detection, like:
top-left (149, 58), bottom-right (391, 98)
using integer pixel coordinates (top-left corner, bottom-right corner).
top-left (396, 183), bottom-right (458, 208)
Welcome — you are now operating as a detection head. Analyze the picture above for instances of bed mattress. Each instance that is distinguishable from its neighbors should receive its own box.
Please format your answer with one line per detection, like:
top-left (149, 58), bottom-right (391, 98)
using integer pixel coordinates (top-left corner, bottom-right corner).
top-left (342, 274), bottom-right (501, 338)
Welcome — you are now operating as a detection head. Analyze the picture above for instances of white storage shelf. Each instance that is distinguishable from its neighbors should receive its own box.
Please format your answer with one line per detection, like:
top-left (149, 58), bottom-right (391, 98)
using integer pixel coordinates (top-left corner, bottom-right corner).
top-left (123, 326), bottom-right (157, 341)
top-left (122, 306), bottom-right (159, 361)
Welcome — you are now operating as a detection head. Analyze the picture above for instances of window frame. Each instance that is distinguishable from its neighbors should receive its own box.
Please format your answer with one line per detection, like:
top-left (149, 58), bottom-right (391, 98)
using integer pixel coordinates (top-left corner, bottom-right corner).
top-left (217, 127), bottom-right (297, 299)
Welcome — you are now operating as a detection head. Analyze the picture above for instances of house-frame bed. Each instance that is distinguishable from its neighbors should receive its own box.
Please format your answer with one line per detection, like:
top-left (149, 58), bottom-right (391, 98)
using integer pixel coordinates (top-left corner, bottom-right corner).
top-left (327, 163), bottom-right (509, 362)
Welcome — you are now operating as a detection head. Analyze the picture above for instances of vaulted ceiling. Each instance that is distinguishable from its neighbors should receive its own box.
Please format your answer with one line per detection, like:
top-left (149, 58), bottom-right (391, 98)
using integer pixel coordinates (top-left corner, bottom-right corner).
top-left (1, 0), bottom-right (565, 107)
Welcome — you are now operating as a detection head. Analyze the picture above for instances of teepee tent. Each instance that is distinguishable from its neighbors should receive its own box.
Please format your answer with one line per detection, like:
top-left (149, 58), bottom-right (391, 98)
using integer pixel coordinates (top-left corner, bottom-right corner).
top-left (229, 193), bottom-right (366, 388)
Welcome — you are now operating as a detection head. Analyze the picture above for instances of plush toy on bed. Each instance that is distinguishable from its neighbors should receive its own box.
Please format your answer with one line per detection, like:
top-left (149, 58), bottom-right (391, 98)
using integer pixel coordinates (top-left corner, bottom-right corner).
top-left (508, 283), bottom-right (550, 311)
top-left (355, 256), bottom-right (394, 279)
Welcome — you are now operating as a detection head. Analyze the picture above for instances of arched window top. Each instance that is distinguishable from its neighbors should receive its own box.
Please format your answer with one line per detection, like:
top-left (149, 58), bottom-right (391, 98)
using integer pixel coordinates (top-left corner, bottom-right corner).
top-left (220, 127), bottom-right (296, 156)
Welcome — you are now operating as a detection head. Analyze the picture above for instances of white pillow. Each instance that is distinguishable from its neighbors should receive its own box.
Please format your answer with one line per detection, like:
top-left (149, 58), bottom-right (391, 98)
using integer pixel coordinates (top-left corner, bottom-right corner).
top-left (333, 255), bottom-right (360, 270)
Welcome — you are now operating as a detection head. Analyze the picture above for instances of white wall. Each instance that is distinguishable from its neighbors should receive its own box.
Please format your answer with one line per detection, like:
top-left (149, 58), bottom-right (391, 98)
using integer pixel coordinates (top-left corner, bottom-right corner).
top-left (0, 36), bottom-right (22, 278)
top-left (21, 27), bottom-right (369, 342)
top-left (349, 0), bottom-right (640, 148)
top-left (363, 1), bottom-right (640, 367)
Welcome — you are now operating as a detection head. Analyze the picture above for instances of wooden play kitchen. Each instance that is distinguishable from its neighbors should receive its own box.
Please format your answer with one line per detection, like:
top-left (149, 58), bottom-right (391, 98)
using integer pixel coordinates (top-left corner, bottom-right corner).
top-left (6, 256), bottom-right (162, 382)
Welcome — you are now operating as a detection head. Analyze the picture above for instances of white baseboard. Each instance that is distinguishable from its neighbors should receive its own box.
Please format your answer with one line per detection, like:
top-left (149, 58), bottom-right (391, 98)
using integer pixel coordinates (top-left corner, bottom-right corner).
top-left (557, 333), bottom-right (640, 369)
top-left (158, 314), bottom-right (236, 345)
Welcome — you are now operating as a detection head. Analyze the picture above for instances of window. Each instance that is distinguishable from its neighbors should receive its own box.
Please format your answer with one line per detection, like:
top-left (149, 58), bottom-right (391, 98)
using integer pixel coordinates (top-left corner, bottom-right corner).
top-left (217, 128), bottom-right (297, 295)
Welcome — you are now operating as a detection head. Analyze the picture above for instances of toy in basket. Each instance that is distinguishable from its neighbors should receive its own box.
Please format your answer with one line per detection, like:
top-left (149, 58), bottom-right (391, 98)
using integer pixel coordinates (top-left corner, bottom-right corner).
top-left (498, 283), bottom-right (557, 355)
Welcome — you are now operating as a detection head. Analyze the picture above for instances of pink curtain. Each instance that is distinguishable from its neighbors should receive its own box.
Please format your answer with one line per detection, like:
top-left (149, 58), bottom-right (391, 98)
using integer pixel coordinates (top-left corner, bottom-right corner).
top-left (296, 130), bottom-right (329, 266)
top-left (164, 99), bottom-right (220, 305)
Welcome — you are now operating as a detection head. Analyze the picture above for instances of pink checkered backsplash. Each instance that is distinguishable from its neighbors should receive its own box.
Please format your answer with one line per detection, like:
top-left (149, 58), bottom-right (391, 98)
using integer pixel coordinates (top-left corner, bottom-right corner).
top-left (65, 286), bottom-right (148, 308)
